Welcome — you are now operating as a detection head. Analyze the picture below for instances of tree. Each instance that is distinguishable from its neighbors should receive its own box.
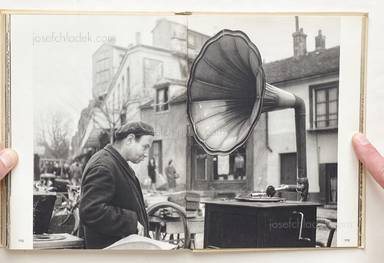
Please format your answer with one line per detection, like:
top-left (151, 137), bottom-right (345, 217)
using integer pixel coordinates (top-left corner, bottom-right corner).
top-left (36, 111), bottom-right (71, 159)
top-left (91, 93), bottom-right (127, 144)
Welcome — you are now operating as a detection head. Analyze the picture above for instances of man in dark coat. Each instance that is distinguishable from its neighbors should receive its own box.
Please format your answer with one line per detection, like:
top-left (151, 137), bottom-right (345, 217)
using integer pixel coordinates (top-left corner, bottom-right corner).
top-left (79, 121), bottom-right (154, 249)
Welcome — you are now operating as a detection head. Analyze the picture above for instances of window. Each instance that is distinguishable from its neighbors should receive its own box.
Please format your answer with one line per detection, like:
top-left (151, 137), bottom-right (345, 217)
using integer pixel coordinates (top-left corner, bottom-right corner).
top-left (191, 137), bottom-right (210, 189)
top-left (149, 140), bottom-right (162, 173)
top-left (190, 135), bottom-right (250, 191)
top-left (310, 82), bottom-right (338, 129)
top-left (195, 148), bottom-right (208, 181)
top-left (213, 146), bottom-right (246, 181)
top-left (155, 87), bottom-right (169, 112)
top-left (143, 58), bottom-right (163, 90)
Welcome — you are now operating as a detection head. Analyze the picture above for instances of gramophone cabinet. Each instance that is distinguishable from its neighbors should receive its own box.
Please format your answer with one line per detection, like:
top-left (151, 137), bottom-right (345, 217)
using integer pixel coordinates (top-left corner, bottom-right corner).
top-left (203, 200), bottom-right (319, 248)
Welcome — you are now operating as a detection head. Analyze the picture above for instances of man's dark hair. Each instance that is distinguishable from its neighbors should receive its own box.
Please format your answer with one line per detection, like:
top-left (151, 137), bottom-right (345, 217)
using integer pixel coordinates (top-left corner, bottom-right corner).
top-left (114, 121), bottom-right (154, 142)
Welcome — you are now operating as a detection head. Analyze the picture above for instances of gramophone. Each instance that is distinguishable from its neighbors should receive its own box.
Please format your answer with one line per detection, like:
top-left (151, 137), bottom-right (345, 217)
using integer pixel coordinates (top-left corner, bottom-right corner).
top-left (187, 29), bottom-right (309, 201)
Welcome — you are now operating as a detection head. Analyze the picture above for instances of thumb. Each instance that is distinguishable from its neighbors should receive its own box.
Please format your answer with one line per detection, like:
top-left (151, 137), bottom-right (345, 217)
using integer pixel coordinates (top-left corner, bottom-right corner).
top-left (0, 148), bottom-right (18, 181)
top-left (352, 133), bottom-right (384, 188)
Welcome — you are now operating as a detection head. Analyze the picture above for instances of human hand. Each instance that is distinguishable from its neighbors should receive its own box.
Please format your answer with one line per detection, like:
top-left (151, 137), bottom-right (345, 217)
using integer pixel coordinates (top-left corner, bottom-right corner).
top-left (352, 133), bottom-right (384, 188)
top-left (0, 148), bottom-right (18, 181)
top-left (137, 221), bottom-right (144, 236)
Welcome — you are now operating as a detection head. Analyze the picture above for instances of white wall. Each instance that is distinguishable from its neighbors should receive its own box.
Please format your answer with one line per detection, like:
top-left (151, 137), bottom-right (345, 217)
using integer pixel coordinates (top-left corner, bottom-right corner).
top-left (109, 46), bottom-right (184, 102)
top-left (268, 75), bottom-right (339, 192)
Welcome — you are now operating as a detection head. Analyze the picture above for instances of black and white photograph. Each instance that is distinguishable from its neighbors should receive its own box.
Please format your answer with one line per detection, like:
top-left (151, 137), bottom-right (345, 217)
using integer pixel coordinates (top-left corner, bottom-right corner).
top-left (6, 13), bottom-right (365, 250)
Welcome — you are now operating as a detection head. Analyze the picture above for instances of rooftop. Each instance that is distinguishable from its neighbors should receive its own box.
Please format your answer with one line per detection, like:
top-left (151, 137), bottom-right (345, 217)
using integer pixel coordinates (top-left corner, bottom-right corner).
top-left (263, 46), bottom-right (340, 84)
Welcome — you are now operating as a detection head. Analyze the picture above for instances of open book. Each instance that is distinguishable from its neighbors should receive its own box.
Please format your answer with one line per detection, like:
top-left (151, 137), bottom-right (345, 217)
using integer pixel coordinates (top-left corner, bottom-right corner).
top-left (0, 10), bottom-right (366, 250)
top-left (105, 235), bottom-right (177, 250)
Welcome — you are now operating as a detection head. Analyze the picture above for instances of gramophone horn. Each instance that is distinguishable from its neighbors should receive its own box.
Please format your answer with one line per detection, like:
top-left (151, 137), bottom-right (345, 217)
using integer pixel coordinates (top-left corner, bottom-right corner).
top-left (187, 30), bottom-right (308, 200)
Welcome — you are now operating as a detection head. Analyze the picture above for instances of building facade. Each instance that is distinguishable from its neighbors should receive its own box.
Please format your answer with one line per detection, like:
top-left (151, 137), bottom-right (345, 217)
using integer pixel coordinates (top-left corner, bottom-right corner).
top-left (92, 40), bottom-right (127, 99)
top-left (263, 28), bottom-right (338, 204)
top-left (72, 19), bottom-right (209, 179)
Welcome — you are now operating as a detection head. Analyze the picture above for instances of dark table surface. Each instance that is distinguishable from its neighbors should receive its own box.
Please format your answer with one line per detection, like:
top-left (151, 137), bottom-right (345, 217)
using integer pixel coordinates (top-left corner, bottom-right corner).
top-left (203, 200), bottom-right (321, 208)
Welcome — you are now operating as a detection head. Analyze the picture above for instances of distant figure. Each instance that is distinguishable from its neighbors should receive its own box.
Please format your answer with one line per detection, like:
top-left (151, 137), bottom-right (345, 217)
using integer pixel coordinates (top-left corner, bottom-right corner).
top-left (47, 161), bottom-right (55, 174)
top-left (40, 161), bottom-right (47, 174)
top-left (62, 162), bottom-right (71, 179)
top-left (147, 157), bottom-right (157, 192)
top-left (53, 161), bottom-right (61, 176)
top-left (165, 159), bottom-right (179, 191)
top-left (234, 152), bottom-right (245, 180)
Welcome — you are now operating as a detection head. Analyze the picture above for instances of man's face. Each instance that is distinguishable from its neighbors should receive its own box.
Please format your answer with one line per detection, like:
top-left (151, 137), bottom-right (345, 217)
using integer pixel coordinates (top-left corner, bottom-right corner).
top-left (124, 134), bottom-right (154, 163)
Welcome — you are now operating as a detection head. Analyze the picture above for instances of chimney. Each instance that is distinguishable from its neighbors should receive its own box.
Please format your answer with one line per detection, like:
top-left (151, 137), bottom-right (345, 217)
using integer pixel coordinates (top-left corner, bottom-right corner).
top-left (315, 30), bottom-right (326, 50)
top-left (292, 16), bottom-right (307, 57)
top-left (135, 32), bottom-right (141, 45)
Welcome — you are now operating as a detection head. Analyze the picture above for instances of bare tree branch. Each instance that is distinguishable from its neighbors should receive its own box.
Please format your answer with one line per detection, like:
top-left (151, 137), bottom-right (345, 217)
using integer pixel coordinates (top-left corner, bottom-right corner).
top-left (92, 95), bottom-right (122, 144)
top-left (36, 111), bottom-right (70, 159)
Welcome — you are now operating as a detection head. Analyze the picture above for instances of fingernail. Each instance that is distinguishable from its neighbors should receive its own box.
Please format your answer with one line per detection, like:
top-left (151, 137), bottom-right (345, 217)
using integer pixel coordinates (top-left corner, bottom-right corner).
top-left (0, 149), bottom-right (18, 170)
top-left (354, 133), bottom-right (370, 146)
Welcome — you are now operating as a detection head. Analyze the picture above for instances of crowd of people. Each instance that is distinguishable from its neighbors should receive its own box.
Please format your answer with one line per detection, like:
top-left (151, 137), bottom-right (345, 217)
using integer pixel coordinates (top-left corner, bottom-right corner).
top-left (35, 154), bottom-right (180, 193)
top-left (37, 158), bottom-right (84, 186)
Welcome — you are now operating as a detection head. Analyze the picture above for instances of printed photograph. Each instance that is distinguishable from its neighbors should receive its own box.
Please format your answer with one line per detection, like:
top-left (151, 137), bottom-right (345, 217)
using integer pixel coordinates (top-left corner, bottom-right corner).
top-left (28, 14), bottom-right (341, 249)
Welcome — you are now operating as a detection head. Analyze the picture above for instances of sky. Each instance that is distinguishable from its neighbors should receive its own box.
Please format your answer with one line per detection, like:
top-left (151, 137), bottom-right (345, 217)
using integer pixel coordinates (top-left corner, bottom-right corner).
top-left (13, 14), bottom-right (340, 138)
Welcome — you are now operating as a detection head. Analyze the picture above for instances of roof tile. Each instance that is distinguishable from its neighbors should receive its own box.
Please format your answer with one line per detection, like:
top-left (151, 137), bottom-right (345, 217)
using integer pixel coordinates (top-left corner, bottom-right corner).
top-left (263, 46), bottom-right (340, 84)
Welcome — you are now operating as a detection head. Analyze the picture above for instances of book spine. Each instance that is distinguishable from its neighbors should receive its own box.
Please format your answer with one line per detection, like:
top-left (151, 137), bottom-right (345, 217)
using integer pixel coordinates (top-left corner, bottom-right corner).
top-left (357, 14), bottom-right (369, 249)
top-left (0, 10), bottom-right (11, 248)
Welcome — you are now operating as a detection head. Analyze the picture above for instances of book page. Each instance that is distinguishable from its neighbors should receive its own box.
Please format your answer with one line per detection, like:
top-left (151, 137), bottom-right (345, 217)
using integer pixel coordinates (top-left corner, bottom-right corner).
top-left (7, 12), bottom-right (365, 250)
top-left (186, 14), bottom-right (365, 249)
